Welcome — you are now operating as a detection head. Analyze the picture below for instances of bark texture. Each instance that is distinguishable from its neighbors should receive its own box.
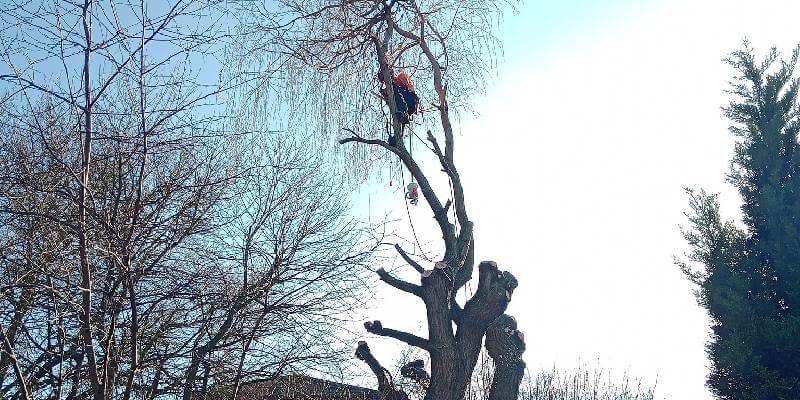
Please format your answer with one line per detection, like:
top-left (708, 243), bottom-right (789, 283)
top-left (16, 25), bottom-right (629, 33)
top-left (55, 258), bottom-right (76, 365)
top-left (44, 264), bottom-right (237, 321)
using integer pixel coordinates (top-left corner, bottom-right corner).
top-left (486, 315), bottom-right (526, 400)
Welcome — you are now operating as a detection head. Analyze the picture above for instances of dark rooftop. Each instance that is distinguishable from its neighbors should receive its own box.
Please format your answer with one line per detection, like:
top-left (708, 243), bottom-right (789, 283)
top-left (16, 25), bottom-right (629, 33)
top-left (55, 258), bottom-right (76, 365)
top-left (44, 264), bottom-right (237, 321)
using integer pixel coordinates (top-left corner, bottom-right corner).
top-left (205, 375), bottom-right (383, 400)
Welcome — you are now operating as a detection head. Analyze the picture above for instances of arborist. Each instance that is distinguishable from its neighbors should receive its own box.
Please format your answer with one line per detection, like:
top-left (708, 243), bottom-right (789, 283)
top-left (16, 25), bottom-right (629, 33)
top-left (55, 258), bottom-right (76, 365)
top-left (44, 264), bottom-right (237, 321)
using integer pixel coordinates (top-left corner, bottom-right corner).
top-left (378, 71), bottom-right (419, 146)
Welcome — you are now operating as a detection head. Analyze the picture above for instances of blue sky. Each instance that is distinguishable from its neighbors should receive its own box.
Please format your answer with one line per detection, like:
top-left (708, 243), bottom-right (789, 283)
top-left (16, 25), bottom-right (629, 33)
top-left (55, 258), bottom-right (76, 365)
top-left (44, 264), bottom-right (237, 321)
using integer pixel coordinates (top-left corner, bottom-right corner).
top-left (499, 0), bottom-right (651, 61)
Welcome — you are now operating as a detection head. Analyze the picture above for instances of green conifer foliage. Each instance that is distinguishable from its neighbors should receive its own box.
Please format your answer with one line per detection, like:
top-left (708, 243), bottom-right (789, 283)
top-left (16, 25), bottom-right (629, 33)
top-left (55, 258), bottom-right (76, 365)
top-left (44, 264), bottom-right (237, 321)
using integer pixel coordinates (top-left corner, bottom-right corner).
top-left (680, 45), bottom-right (800, 400)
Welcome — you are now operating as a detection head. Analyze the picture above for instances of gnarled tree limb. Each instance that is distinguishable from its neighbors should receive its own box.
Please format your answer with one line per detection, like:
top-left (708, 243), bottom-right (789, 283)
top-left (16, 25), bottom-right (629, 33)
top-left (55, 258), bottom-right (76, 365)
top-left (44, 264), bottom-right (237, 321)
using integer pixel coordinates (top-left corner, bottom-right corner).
top-left (365, 320), bottom-right (430, 350)
top-left (355, 341), bottom-right (409, 400)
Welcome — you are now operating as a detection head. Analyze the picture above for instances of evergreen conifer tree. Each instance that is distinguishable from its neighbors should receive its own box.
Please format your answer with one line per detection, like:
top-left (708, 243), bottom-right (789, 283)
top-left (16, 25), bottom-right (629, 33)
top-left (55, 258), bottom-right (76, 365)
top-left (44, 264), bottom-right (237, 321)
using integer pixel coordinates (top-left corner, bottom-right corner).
top-left (680, 45), bottom-right (800, 400)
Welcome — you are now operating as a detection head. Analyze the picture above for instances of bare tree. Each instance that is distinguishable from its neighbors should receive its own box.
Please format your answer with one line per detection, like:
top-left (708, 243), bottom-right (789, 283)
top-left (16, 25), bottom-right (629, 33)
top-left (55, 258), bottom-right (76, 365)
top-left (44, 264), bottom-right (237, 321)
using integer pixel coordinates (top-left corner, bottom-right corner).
top-left (234, 1), bottom-right (527, 399)
top-left (0, 1), bottom-right (375, 399)
top-left (0, 1), bottom-right (235, 397)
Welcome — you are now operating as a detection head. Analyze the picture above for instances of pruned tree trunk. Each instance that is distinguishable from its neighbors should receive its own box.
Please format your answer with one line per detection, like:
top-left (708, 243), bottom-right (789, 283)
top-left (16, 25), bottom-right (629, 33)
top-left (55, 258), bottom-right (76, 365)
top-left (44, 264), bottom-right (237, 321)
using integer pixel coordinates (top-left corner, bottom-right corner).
top-left (486, 315), bottom-right (526, 400)
top-left (336, 4), bottom-right (527, 399)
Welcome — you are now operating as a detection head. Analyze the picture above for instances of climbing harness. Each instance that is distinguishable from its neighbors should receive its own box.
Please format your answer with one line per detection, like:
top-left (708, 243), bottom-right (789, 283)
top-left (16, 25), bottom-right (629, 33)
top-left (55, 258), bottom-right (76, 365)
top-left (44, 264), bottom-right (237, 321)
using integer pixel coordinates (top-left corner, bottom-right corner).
top-left (376, 70), bottom-right (420, 134)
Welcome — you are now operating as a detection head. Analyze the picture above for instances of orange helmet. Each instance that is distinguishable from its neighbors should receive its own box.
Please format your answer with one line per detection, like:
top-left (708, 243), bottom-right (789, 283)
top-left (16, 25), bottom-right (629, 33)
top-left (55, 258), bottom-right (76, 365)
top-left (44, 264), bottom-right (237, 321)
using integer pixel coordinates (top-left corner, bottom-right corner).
top-left (392, 72), bottom-right (415, 91)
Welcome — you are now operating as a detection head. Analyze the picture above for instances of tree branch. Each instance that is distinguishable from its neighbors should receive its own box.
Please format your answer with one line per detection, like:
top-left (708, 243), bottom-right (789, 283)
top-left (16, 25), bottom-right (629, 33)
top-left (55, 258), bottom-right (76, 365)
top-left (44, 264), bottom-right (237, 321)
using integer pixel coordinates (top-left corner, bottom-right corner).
top-left (387, 13), bottom-right (473, 267)
top-left (355, 341), bottom-right (391, 393)
top-left (355, 341), bottom-right (409, 400)
top-left (394, 244), bottom-right (424, 273)
top-left (0, 324), bottom-right (31, 400)
top-left (340, 129), bottom-right (456, 255)
top-left (426, 130), bottom-right (470, 255)
top-left (376, 268), bottom-right (421, 296)
top-left (426, 129), bottom-right (450, 174)
top-left (364, 320), bottom-right (430, 350)
top-left (453, 222), bottom-right (474, 291)
top-left (387, 8), bottom-right (454, 161)
top-left (0, 75), bottom-right (76, 106)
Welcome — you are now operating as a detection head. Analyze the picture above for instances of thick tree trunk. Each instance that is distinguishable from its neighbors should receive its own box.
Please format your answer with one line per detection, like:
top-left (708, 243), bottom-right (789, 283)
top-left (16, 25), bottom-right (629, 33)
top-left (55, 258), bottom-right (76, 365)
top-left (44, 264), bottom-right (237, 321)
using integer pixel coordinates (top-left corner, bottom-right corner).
top-left (453, 262), bottom-right (519, 398)
top-left (420, 270), bottom-right (456, 400)
top-left (485, 315), bottom-right (526, 400)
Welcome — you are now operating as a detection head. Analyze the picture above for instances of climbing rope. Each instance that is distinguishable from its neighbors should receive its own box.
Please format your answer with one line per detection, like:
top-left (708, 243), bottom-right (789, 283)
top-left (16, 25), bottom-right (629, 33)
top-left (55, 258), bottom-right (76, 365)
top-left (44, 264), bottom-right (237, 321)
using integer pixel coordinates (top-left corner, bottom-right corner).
top-left (448, 172), bottom-right (458, 233)
top-left (410, 128), bottom-right (435, 153)
top-left (400, 134), bottom-right (433, 262)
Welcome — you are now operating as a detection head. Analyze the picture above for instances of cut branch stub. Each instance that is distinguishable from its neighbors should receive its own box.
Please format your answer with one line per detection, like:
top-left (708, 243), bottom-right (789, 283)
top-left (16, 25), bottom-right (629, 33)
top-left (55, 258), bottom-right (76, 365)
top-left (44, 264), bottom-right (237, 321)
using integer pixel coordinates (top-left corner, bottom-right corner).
top-left (377, 267), bottom-right (422, 296)
top-left (355, 341), bottom-right (390, 392)
top-left (401, 359), bottom-right (431, 389)
top-left (462, 261), bottom-right (518, 328)
top-left (485, 314), bottom-right (526, 400)
top-left (477, 261), bottom-right (518, 301)
top-left (395, 244), bottom-right (424, 273)
top-left (364, 320), bottom-right (383, 334)
top-left (364, 320), bottom-right (431, 350)
top-left (485, 315), bottom-right (525, 361)
top-left (355, 341), bottom-right (371, 361)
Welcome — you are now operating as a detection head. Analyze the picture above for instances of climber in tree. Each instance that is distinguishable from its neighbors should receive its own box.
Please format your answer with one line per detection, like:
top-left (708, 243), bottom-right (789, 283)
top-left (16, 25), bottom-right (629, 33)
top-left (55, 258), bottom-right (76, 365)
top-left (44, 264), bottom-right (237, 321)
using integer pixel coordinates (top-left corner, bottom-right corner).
top-left (378, 71), bottom-right (419, 146)
top-left (391, 72), bottom-right (418, 124)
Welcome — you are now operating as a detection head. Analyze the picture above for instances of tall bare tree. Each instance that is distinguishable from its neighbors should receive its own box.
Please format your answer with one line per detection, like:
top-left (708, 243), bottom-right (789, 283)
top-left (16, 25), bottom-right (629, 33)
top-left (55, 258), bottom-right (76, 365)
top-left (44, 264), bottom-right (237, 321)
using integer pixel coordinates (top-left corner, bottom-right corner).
top-left (235, 1), bottom-right (527, 399)
top-left (0, 1), bottom-right (375, 399)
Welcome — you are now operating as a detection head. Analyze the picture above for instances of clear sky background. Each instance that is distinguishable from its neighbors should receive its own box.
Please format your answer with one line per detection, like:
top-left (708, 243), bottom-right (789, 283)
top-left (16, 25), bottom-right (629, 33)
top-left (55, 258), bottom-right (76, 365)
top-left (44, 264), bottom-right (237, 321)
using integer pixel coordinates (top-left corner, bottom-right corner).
top-left (357, 1), bottom-right (800, 399)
